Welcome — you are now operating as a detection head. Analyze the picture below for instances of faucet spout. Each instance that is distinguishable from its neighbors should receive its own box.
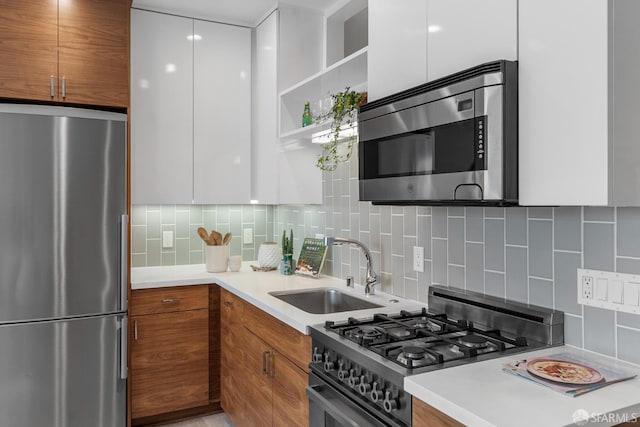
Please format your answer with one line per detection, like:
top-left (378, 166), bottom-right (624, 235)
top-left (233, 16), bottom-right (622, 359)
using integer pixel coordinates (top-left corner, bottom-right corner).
top-left (324, 236), bottom-right (378, 295)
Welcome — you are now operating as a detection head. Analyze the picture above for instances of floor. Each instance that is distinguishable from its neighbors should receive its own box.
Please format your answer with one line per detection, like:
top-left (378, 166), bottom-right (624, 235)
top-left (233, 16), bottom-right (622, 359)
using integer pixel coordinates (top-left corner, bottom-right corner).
top-left (161, 413), bottom-right (234, 427)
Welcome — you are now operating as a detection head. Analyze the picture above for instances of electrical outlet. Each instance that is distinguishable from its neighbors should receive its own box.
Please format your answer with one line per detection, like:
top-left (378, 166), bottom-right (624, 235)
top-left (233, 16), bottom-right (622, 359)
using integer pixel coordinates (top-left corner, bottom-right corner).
top-left (162, 231), bottom-right (173, 248)
top-left (582, 276), bottom-right (594, 299)
top-left (413, 246), bottom-right (424, 272)
top-left (243, 228), bottom-right (253, 244)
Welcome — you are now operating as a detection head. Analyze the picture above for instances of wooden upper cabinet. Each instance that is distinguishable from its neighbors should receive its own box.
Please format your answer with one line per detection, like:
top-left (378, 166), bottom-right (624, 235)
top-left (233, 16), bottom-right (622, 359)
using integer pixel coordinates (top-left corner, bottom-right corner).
top-left (58, 0), bottom-right (129, 107)
top-left (0, 0), bottom-right (58, 102)
top-left (0, 0), bottom-right (129, 108)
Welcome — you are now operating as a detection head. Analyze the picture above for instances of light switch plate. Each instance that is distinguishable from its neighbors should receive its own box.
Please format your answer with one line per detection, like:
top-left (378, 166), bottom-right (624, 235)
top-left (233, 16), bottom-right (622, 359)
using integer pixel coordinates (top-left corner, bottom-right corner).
top-left (413, 246), bottom-right (424, 272)
top-left (577, 268), bottom-right (640, 314)
top-left (243, 228), bottom-right (253, 244)
top-left (162, 230), bottom-right (173, 248)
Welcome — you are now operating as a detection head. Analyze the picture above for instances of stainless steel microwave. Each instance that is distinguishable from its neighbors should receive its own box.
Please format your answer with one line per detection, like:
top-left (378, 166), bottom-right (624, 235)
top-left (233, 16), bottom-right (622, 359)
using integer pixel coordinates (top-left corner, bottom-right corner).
top-left (358, 60), bottom-right (518, 205)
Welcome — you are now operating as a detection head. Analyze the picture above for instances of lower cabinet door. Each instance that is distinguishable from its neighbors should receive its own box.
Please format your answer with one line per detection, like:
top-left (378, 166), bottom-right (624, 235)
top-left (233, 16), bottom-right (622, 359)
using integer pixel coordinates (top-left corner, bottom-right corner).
top-left (242, 331), bottom-right (273, 427)
top-left (131, 309), bottom-right (209, 419)
top-left (272, 351), bottom-right (308, 427)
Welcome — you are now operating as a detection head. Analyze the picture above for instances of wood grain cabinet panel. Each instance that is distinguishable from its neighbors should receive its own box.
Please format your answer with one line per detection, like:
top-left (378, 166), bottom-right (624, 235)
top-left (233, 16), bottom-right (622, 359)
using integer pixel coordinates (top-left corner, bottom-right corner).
top-left (220, 288), bottom-right (311, 427)
top-left (0, 0), bottom-right (129, 107)
top-left (220, 289), bottom-right (247, 426)
top-left (131, 285), bottom-right (209, 316)
top-left (0, 0), bottom-right (58, 102)
top-left (58, 0), bottom-right (129, 107)
top-left (131, 285), bottom-right (214, 422)
top-left (412, 397), bottom-right (464, 427)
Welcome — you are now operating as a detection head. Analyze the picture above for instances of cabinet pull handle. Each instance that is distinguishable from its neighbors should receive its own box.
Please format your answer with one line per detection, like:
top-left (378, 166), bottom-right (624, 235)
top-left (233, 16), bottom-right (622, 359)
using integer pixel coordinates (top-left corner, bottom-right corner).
top-left (134, 320), bottom-right (138, 341)
top-left (268, 351), bottom-right (275, 378)
top-left (262, 351), bottom-right (269, 375)
top-left (50, 75), bottom-right (55, 97)
top-left (224, 301), bottom-right (233, 308)
top-left (161, 298), bottom-right (181, 304)
top-left (61, 76), bottom-right (66, 98)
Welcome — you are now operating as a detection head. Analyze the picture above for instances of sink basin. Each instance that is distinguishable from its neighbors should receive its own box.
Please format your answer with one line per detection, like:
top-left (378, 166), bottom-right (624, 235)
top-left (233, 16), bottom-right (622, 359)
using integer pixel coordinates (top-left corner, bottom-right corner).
top-left (268, 288), bottom-right (383, 314)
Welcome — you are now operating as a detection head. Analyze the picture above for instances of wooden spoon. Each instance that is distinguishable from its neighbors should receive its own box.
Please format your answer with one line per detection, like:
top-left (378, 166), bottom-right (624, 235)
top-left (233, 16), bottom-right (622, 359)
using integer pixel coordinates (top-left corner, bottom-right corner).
top-left (210, 230), bottom-right (223, 246)
top-left (222, 232), bottom-right (232, 245)
top-left (197, 227), bottom-right (211, 245)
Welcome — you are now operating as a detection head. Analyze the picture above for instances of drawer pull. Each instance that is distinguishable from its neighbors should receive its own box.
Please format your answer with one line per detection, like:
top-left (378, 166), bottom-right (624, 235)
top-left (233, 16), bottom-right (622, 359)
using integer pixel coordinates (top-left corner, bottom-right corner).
top-left (161, 298), bottom-right (181, 304)
top-left (262, 351), bottom-right (269, 375)
top-left (134, 320), bottom-right (138, 341)
top-left (224, 301), bottom-right (233, 308)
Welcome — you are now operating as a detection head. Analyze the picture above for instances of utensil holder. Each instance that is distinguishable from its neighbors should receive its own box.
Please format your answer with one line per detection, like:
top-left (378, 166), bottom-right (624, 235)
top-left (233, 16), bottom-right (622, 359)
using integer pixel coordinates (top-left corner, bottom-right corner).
top-left (206, 245), bottom-right (229, 273)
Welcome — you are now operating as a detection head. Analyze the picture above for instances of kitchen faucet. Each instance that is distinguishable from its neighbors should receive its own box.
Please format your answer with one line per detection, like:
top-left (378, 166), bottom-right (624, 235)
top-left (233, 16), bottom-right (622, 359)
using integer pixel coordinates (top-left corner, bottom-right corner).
top-left (324, 236), bottom-right (378, 296)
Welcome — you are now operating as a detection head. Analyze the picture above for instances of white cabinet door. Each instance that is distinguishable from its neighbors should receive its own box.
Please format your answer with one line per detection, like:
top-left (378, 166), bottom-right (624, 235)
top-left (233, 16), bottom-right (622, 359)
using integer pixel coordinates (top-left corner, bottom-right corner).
top-left (252, 12), bottom-right (280, 204)
top-left (518, 0), bottom-right (608, 205)
top-left (427, 0), bottom-right (517, 81)
top-left (193, 21), bottom-right (251, 204)
top-left (131, 10), bottom-right (194, 204)
top-left (368, 0), bottom-right (427, 101)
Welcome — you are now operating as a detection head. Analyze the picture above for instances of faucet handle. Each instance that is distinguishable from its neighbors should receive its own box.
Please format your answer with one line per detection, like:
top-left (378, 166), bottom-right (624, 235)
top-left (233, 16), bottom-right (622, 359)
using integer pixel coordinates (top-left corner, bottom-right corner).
top-left (346, 276), bottom-right (354, 288)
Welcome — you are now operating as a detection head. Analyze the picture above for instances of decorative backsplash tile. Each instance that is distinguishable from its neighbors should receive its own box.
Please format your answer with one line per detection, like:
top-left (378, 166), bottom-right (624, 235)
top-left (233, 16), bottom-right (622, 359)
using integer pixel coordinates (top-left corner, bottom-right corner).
top-left (131, 204), bottom-right (274, 267)
top-left (274, 144), bottom-right (640, 366)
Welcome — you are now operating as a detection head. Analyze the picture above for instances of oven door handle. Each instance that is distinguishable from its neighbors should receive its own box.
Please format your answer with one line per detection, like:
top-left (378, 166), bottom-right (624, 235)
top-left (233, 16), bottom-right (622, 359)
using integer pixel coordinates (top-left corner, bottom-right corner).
top-left (306, 384), bottom-right (386, 427)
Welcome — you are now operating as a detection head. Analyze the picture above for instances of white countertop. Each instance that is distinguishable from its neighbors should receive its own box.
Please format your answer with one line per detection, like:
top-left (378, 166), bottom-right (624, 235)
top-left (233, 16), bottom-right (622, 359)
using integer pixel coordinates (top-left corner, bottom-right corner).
top-left (131, 263), bottom-right (423, 334)
top-left (405, 345), bottom-right (640, 427)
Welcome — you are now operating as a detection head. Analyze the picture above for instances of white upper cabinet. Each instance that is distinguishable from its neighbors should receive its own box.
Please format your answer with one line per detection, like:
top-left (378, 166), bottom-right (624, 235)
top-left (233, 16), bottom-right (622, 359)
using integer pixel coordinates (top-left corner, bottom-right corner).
top-left (427, 0), bottom-right (516, 81)
top-left (131, 9), bottom-right (251, 205)
top-left (368, 0), bottom-right (427, 102)
top-left (251, 11), bottom-right (280, 204)
top-left (193, 21), bottom-right (251, 204)
top-left (519, 0), bottom-right (640, 206)
top-left (131, 10), bottom-right (193, 204)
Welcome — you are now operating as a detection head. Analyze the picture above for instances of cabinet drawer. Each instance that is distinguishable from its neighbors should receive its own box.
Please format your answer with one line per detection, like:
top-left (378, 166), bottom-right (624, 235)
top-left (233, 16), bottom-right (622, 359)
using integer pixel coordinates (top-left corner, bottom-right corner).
top-left (244, 302), bottom-right (311, 372)
top-left (131, 285), bottom-right (209, 316)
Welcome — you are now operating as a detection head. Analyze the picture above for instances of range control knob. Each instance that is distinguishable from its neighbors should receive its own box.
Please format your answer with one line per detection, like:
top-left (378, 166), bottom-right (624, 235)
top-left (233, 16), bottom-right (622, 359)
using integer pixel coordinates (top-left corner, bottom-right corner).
top-left (371, 382), bottom-right (384, 403)
top-left (312, 347), bottom-right (323, 364)
top-left (383, 391), bottom-right (398, 413)
top-left (358, 377), bottom-right (372, 396)
top-left (337, 361), bottom-right (348, 381)
top-left (323, 353), bottom-right (335, 372)
top-left (348, 369), bottom-right (360, 388)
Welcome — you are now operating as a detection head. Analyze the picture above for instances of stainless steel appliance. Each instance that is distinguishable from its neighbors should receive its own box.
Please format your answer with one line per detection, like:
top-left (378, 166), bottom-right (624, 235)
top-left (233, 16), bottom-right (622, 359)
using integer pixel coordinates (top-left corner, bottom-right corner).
top-left (358, 60), bottom-right (518, 205)
top-left (307, 286), bottom-right (563, 427)
top-left (0, 104), bottom-right (128, 427)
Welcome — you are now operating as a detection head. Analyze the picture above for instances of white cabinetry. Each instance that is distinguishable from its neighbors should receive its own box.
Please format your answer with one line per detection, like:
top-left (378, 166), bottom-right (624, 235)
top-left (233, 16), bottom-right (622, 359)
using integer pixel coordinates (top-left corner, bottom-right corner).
top-left (251, 11), bottom-right (280, 204)
top-left (519, 0), bottom-right (640, 206)
top-left (131, 10), bottom-right (193, 204)
top-left (367, 0), bottom-right (516, 101)
top-left (427, 0), bottom-right (516, 80)
top-left (131, 10), bottom-right (251, 205)
top-left (368, 0), bottom-right (427, 102)
top-left (194, 20), bottom-right (251, 204)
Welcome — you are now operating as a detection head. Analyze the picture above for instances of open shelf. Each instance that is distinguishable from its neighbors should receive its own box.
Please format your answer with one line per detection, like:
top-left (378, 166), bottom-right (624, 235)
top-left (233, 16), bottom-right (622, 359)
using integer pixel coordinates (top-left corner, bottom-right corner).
top-left (279, 47), bottom-right (367, 139)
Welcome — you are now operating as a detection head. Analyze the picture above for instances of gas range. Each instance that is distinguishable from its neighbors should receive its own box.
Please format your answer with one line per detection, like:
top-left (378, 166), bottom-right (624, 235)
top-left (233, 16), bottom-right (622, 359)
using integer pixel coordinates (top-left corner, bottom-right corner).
top-left (307, 286), bottom-right (564, 427)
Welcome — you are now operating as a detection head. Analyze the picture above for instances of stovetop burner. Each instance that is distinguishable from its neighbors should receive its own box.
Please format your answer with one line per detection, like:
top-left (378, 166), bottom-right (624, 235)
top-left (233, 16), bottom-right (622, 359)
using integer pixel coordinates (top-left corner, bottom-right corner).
top-left (457, 334), bottom-right (489, 349)
top-left (401, 346), bottom-right (427, 359)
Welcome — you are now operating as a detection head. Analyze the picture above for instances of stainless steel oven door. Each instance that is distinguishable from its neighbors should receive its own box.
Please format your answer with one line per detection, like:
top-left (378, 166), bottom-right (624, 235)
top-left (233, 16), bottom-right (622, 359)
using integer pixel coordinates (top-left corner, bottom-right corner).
top-left (307, 373), bottom-right (398, 427)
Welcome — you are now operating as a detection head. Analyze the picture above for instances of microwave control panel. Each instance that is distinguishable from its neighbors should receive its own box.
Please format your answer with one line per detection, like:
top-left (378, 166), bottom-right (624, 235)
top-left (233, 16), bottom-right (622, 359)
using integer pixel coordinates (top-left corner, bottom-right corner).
top-left (475, 116), bottom-right (487, 170)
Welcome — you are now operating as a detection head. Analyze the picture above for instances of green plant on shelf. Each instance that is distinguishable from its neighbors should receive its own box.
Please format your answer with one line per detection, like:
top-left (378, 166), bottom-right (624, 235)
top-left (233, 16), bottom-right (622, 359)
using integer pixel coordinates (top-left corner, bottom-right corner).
top-left (314, 87), bottom-right (367, 172)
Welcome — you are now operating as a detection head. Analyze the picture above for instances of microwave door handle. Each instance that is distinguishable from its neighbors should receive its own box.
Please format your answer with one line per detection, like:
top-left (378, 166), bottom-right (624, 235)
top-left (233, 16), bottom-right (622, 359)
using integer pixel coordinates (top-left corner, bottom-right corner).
top-left (306, 384), bottom-right (384, 427)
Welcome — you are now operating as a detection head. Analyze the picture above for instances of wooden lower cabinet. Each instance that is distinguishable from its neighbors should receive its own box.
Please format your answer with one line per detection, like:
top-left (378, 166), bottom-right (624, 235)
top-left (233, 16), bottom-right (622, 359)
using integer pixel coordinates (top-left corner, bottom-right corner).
top-left (220, 288), bottom-right (311, 427)
top-left (412, 397), bottom-right (465, 427)
top-left (130, 285), bottom-right (211, 422)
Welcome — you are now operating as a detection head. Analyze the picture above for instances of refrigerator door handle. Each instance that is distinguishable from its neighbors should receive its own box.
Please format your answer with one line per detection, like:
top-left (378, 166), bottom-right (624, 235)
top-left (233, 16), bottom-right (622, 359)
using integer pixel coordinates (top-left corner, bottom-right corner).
top-left (120, 214), bottom-right (129, 311)
top-left (119, 316), bottom-right (128, 379)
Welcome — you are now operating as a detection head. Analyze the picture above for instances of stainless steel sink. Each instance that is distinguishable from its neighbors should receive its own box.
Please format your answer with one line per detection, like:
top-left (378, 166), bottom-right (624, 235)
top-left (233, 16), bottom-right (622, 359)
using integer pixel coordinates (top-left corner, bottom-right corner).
top-left (268, 288), bottom-right (383, 314)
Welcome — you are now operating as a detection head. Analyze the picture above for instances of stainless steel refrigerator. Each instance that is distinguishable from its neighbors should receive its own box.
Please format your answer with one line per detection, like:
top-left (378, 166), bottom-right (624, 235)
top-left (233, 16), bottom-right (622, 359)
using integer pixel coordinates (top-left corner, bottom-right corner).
top-left (0, 104), bottom-right (128, 427)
